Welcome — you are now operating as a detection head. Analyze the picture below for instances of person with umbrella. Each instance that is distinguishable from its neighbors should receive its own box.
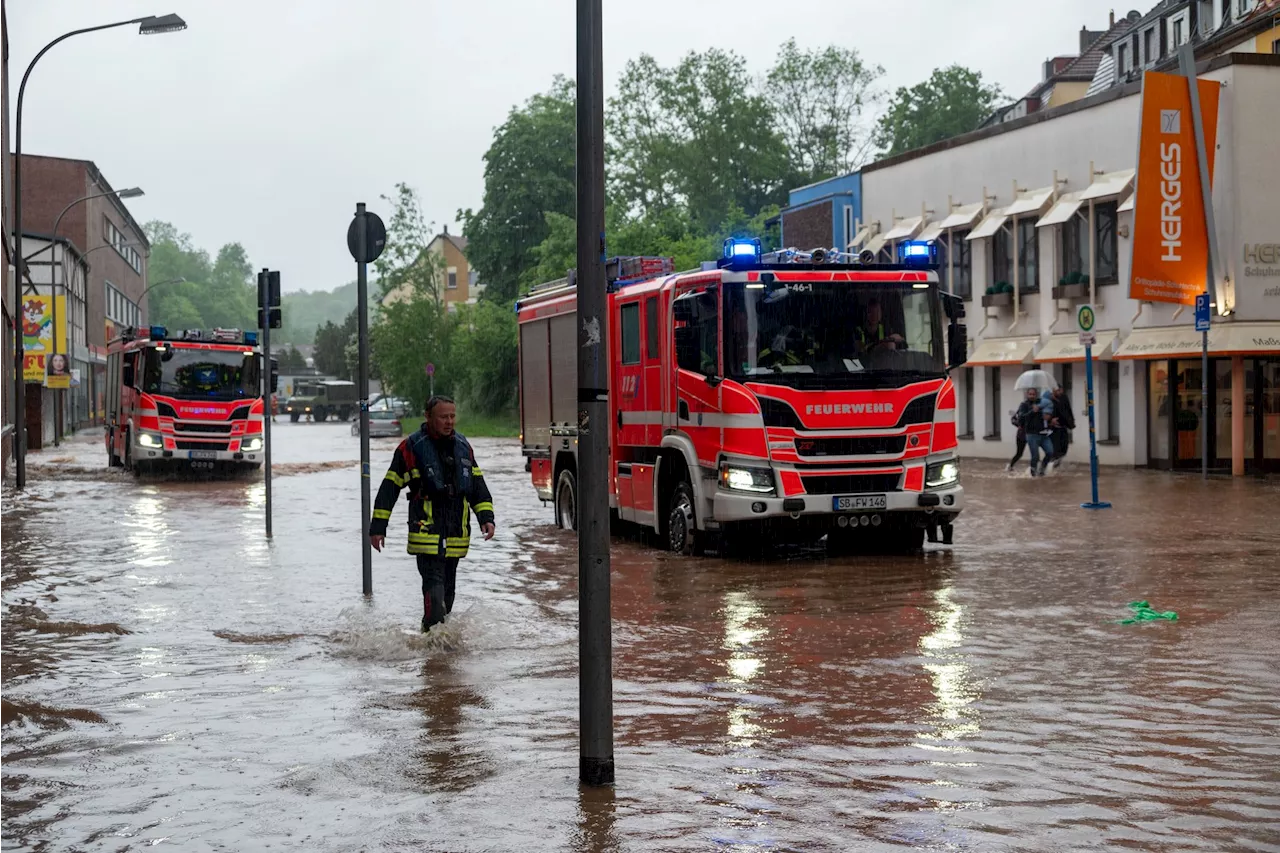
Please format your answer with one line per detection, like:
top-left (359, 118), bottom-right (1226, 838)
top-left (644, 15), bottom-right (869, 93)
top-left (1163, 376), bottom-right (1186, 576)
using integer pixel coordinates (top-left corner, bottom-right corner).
top-left (1014, 370), bottom-right (1057, 477)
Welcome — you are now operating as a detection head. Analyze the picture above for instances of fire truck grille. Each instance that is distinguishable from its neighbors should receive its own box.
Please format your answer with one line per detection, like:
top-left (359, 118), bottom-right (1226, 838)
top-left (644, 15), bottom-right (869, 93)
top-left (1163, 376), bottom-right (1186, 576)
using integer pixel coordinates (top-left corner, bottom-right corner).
top-left (794, 436), bottom-right (906, 457)
top-left (177, 422), bottom-right (233, 434)
top-left (801, 473), bottom-right (902, 494)
top-left (175, 440), bottom-right (230, 451)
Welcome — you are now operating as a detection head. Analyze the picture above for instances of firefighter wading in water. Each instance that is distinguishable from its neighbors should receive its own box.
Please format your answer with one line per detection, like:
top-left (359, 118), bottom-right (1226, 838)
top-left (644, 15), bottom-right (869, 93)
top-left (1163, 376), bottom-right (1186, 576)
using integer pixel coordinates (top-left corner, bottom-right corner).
top-left (368, 395), bottom-right (496, 632)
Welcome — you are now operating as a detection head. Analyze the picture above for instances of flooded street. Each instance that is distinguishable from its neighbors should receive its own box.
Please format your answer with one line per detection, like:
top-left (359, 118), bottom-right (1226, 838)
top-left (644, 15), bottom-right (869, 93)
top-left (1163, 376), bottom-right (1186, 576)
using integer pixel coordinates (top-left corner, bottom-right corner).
top-left (4, 422), bottom-right (1279, 852)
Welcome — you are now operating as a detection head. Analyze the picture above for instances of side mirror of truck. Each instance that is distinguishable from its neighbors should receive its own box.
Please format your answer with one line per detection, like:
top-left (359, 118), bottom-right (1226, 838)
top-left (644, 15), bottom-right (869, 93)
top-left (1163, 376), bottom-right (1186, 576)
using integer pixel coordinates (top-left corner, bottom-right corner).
top-left (948, 322), bottom-right (968, 370)
top-left (941, 291), bottom-right (966, 321)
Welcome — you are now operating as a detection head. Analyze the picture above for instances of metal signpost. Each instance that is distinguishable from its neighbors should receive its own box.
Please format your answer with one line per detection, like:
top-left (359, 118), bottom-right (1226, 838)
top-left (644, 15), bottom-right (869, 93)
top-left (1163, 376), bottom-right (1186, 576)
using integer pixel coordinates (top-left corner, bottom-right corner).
top-left (576, 0), bottom-right (615, 787)
top-left (1078, 304), bottom-right (1111, 510)
top-left (257, 268), bottom-right (281, 538)
top-left (1195, 293), bottom-right (1211, 480)
top-left (347, 204), bottom-right (387, 596)
top-left (425, 361), bottom-right (435, 398)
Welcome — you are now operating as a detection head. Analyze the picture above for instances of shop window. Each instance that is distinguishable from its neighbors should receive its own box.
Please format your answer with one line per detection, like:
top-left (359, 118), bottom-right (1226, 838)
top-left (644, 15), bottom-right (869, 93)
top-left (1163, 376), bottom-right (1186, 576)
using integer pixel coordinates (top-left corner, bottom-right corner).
top-left (620, 302), bottom-right (640, 365)
top-left (1106, 362), bottom-right (1121, 441)
top-left (985, 366), bottom-right (1002, 439)
top-left (960, 367), bottom-right (974, 438)
top-left (1017, 219), bottom-right (1039, 293)
top-left (990, 228), bottom-right (1012, 289)
top-left (1060, 363), bottom-right (1073, 403)
top-left (1061, 201), bottom-right (1119, 285)
top-left (937, 231), bottom-right (973, 299)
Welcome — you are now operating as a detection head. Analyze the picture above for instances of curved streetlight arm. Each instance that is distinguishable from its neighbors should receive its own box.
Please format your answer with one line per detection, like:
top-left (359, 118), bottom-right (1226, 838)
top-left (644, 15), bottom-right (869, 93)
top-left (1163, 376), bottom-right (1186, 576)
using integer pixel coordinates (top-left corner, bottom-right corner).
top-left (21, 188), bottom-right (143, 264)
top-left (138, 277), bottom-right (186, 303)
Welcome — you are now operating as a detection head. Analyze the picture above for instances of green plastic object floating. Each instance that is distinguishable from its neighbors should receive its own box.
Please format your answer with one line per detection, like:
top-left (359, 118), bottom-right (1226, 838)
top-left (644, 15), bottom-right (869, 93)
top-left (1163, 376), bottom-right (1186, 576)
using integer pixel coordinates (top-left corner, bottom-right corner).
top-left (1119, 600), bottom-right (1178, 624)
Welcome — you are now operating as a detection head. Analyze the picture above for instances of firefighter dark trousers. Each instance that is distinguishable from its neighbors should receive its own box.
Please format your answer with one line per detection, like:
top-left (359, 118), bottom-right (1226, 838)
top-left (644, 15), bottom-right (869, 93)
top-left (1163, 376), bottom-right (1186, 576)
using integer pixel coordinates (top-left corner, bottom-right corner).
top-left (417, 556), bottom-right (459, 629)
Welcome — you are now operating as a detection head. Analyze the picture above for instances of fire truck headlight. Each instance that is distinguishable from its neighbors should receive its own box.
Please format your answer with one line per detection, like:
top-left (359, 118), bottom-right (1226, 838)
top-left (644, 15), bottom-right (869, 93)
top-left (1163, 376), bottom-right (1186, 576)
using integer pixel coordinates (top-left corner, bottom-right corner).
top-left (925, 459), bottom-right (960, 488)
top-left (242, 436), bottom-right (263, 452)
top-left (719, 461), bottom-right (775, 494)
top-left (138, 431), bottom-right (163, 448)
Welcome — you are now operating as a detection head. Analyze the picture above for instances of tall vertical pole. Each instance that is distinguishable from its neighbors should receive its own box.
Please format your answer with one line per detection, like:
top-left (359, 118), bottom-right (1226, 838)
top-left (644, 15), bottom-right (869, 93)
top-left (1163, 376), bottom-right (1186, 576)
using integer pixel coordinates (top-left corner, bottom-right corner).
top-left (1081, 345), bottom-right (1111, 510)
top-left (260, 269), bottom-right (274, 538)
top-left (1179, 45), bottom-right (1218, 480)
top-left (356, 203), bottom-right (373, 596)
top-left (13, 84), bottom-right (30, 488)
top-left (576, 0), bottom-right (614, 788)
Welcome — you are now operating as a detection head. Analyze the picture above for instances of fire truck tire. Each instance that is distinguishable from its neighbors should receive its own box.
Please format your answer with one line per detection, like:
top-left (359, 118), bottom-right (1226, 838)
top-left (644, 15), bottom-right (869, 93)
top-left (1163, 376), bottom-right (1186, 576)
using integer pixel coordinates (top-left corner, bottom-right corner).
top-left (554, 469), bottom-right (578, 531)
top-left (667, 481), bottom-right (700, 556)
top-left (108, 431), bottom-right (122, 468)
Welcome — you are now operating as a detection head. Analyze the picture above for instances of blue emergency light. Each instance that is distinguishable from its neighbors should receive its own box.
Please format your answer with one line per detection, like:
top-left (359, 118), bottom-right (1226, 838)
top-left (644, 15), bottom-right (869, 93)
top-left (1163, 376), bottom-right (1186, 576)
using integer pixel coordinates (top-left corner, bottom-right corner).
top-left (723, 237), bottom-right (762, 263)
top-left (149, 325), bottom-right (168, 340)
top-left (899, 240), bottom-right (937, 265)
top-left (243, 331), bottom-right (259, 346)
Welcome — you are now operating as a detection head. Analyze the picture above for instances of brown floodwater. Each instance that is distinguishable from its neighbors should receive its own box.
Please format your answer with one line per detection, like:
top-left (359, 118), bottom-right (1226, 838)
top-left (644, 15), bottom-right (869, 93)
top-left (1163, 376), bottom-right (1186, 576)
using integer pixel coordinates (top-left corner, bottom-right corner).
top-left (3, 423), bottom-right (1279, 851)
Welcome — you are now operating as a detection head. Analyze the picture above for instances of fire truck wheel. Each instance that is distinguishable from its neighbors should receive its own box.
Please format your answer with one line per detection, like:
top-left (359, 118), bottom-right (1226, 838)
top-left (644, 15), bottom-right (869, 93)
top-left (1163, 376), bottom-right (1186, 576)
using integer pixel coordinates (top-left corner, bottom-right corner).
top-left (667, 482), bottom-right (699, 556)
top-left (554, 469), bottom-right (578, 531)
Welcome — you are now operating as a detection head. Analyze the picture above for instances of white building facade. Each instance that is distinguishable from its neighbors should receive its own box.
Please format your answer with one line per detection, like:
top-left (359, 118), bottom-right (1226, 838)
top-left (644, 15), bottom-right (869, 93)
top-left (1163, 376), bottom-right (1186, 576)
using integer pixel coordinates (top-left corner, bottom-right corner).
top-left (859, 53), bottom-right (1280, 473)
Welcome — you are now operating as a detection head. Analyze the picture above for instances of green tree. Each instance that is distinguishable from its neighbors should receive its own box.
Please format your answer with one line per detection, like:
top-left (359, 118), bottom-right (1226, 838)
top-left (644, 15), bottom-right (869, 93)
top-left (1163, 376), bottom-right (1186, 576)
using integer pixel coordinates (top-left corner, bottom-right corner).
top-left (451, 300), bottom-right (517, 415)
top-left (459, 77), bottom-right (576, 304)
top-left (277, 344), bottom-right (307, 371)
top-left (374, 183), bottom-right (441, 305)
top-left (764, 38), bottom-right (884, 182)
top-left (874, 65), bottom-right (1005, 156)
top-left (313, 309), bottom-right (357, 379)
top-left (143, 221), bottom-right (256, 332)
top-left (608, 49), bottom-right (790, 233)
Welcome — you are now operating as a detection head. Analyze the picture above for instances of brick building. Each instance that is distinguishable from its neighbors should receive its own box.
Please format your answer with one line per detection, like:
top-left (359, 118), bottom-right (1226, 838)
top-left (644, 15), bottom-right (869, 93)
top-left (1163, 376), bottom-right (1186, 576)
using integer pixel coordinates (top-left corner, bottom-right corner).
top-left (11, 154), bottom-right (150, 426)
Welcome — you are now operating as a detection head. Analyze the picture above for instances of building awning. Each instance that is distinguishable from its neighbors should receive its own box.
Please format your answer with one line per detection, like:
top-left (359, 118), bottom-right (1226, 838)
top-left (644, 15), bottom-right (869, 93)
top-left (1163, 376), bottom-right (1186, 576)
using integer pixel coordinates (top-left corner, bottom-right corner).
top-left (1115, 322), bottom-right (1280, 360)
top-left (1035, 330), bottom-right (1119, 362)
top-left (1117, 193), bottom-right (1135, 213)
top-left (882, 216), bottom-right (923, 242)
top-left (862, 232), bottom-right (889, 257)
top-left (938, 202), bottom-right (984, 231)
top-left (849, 223), bottom-right (877, 249)
top-left (967, 336), bottom-right (1040, 366)
top-left (1004, 186), bottom-right (1055, 218)
top-left (1036, 192), bottom-right (1084, 228)
top-left (916, 221), bottom-right (945, 243)
top-left (1080, 169), bottom-right (1135, 202)
top-left (966, 207), bottom-right (1008, 241)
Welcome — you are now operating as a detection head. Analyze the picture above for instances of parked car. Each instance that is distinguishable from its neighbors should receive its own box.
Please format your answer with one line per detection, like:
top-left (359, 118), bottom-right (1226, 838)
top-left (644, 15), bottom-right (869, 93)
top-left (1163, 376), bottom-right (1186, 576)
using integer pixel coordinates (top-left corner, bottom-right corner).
top-left (353, 407), bottom-right (403, 438)
top-left (370, 394), bottom-right (413, 417)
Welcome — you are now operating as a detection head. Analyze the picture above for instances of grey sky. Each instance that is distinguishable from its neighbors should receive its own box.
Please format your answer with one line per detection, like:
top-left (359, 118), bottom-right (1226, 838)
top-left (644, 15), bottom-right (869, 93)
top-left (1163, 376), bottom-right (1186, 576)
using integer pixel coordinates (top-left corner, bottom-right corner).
top-left (9, 0), bottom-right (1123, 293)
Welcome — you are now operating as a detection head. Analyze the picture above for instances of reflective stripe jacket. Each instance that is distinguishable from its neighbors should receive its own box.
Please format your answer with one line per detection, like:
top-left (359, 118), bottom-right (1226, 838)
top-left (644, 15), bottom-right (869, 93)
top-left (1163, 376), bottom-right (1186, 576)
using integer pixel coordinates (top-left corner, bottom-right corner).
top-left (368, 429), bottom-right (496, 558)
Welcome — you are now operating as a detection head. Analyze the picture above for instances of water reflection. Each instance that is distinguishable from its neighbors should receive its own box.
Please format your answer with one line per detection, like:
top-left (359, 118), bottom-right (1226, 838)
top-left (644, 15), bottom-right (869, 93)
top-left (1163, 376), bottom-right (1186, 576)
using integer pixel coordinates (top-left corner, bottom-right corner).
top-left (917, 584), bottom-right (981, 748)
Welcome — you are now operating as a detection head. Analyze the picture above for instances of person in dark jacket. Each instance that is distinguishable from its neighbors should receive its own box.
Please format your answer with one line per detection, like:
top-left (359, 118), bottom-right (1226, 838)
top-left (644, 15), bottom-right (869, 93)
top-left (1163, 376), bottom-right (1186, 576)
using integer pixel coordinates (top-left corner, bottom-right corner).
top-left (369, 395), bottom-right (496, 633)
top-left (1049, 386), bottom-right (1076, 467)
top-left (1007, 388), bottom-right (1037, 470)
top-left (1015, 390), bottom-right (1052, 476)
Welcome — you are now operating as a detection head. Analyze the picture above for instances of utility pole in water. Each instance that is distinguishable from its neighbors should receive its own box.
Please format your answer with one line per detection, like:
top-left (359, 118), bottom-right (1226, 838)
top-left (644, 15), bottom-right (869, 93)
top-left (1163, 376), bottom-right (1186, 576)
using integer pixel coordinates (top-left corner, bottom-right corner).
top-left (258, 269), bottom-right (281, 538)
top-left (347, 204), bottom-right (386, 596)
top-left (576, 0), bottom-right (615, 788)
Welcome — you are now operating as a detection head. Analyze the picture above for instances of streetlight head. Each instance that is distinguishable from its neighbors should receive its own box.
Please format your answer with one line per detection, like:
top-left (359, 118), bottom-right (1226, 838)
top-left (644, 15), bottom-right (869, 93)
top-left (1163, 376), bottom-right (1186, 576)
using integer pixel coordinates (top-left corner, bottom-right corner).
top-left (139, 14), bottom-right (187, 35)
top-left (116, 187), bottom-right (145, 199)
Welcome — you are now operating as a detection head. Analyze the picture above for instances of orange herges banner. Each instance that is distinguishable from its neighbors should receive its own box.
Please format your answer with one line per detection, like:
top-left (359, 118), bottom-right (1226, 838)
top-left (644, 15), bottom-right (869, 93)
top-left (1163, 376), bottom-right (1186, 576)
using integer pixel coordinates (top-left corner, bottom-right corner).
top-left (1129, 71), bottom-right (1221, 306)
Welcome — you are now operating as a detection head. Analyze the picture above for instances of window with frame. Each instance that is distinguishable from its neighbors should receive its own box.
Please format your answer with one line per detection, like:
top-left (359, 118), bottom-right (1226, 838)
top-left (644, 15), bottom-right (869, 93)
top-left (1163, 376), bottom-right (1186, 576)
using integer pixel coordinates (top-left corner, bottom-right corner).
top-left (1172, 16), bottom-right (1186, 47)
top-left (1144, 28), bottom-right (1157, 64)
top-left (1118, 42), bottom-right (1130, 74)
top-left (990, 227), bottom-right (1012, 287)
top-left (673, 290), bottom-right (718, 375)
top-left (620, 302), bottom-right (641, 365)
top-left (948, 230), bottom-right (973, 299)
top-left (1238, 0), bottom-right (1251, 18)
top-left (1017, 218), bottom-right (1039, 293)
top-left (447, 267), bottom-right (458, 289)
top-left (986, 366), bottom-right (1001, 439)
top-left (1061, 202), bottom-right (1119, 285)
top-left (1106, 361), bottom-right (1121, 440)
top-left (645, 297), bottom-right (659, 359)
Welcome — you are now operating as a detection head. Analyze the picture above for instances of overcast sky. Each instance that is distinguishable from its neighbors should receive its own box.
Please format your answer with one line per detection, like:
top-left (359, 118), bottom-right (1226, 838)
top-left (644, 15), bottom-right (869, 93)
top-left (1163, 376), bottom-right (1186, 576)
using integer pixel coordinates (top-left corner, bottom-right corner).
top-left (8, 0), bottom-right (1123, 293)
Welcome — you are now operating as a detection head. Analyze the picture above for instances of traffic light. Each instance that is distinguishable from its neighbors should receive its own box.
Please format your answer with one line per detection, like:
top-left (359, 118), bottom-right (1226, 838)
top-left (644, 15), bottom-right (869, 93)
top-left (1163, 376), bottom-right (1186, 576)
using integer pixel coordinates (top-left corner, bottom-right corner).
top-left (257, 270), bottom-right (282, 329)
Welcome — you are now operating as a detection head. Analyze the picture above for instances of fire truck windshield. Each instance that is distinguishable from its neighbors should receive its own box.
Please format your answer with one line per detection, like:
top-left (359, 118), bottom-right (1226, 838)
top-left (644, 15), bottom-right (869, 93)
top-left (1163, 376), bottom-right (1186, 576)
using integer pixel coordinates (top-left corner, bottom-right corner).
top-left (723, 281), bottom-right (944, 389)
top-left (142, 346), bottom-right (260, 400)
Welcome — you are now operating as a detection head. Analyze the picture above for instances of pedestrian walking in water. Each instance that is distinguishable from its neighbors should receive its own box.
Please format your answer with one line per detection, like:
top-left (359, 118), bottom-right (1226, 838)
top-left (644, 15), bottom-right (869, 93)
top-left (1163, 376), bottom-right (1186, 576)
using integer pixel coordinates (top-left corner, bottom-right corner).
top-left (1014, 389), bottom-right (1052, 477)
top-left (1049, 385), bottom-right (1075, 468)
top-left (368, 395), bottom-right (496, 633)
top-left (1006, 391), bottom-right (1032, 471)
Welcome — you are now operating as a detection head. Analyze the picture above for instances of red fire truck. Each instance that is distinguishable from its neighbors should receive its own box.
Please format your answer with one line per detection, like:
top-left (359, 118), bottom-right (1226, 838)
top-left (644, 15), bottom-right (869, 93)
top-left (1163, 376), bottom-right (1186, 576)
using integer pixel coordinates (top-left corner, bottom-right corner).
top-left (104, 325), bottom-right (273, 475)
top-left (516, 240), bottom-right (968, 555)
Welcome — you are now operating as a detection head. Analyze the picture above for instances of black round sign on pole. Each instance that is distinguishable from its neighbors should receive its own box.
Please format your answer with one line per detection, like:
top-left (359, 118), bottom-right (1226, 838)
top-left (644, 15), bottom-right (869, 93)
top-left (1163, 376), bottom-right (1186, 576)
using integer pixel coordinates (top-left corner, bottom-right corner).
top-left (347, 210), bottom-right (387, 264)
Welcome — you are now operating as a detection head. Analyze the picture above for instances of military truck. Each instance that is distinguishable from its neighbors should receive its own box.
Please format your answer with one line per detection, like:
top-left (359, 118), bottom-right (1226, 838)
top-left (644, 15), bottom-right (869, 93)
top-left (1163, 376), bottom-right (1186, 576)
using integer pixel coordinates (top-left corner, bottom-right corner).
top-left (286, 380), bottom-right (358, 422)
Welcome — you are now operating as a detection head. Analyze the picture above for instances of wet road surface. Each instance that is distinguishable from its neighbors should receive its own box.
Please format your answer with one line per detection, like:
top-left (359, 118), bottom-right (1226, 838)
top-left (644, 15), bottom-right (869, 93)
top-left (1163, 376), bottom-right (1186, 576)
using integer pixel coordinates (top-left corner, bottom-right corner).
top-left (3, 422), bottom-right (1280, 852)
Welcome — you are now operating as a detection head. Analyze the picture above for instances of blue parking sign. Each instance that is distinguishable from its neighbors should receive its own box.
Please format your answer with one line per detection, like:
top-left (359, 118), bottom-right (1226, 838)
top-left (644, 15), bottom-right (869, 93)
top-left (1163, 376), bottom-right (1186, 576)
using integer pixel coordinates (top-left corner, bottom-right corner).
top-left (1194, 294), bottom-right (1210, 333)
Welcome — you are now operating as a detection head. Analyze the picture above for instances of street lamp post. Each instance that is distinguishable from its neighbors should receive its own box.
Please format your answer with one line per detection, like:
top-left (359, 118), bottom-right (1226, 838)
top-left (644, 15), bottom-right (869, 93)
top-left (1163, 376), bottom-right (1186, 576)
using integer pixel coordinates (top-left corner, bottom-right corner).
top-left (22, 188), bottom-right (143, 446)
top-left (10, 13), bottom-right (186, 488)
top-left (137, 277), bottom-right (185, 312)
